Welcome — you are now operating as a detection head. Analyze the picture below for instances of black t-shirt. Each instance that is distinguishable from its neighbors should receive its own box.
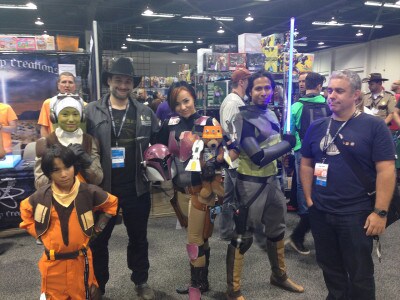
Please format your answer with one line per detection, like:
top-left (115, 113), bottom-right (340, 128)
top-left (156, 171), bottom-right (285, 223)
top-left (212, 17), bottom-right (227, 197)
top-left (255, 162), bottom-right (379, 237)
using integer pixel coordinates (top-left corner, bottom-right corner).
top-left (110, 105), bottom-right (137, 196)
top-left (301, 112), bottom-right (395, 214)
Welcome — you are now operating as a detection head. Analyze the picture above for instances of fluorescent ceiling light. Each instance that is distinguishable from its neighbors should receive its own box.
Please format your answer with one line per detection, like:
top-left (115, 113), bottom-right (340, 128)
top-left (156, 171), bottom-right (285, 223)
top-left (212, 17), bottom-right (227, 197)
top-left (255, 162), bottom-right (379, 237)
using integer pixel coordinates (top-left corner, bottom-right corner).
top-left (182, 15), bottom-right (234, 21)
top-left (182, 46), bottom-right (188, 51)
top-left (141, 12), bottom-right (177, 18)
top-left (214, 16), bottom-right (234, 21)
top-left (217, 27), bottom-right (225, 33)
top-left (121, 43), bottom-right (127, 50)
top-left (126, 37), bottom-right (193, 44)
top-left (352, 24), bottom-right (383, 28)
top-left (318, 41), bottom-right (325, 45)
top-left (172, 61), bottom-right (176, 64)
top-left (294, 42), bottom-right (307, 47)
top-left (356, 30), bottom-right (364, 36)
top-left (0, 2), bottom-right (37, 9)
top-left (365, 1), bottom-right (400, 8)
top-left (183, 15), bottom-right (212, 20)
top-left (312, 21), bottom-right (345, 26)
top-left (196, 38), bottom-right (203, 44)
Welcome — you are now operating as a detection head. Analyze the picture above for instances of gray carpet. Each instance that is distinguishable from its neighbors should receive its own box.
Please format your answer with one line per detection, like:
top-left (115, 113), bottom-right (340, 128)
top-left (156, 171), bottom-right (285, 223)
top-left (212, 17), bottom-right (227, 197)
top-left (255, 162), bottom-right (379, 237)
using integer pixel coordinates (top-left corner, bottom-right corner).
top-left (1, 212), bottom-right (400, 300)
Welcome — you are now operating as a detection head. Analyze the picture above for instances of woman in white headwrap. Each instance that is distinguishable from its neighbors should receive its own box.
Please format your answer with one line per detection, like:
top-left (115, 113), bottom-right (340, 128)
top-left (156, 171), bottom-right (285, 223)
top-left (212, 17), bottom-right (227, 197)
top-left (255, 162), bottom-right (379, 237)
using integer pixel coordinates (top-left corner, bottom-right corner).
top-left (34, 95), bottom-right (103, 188)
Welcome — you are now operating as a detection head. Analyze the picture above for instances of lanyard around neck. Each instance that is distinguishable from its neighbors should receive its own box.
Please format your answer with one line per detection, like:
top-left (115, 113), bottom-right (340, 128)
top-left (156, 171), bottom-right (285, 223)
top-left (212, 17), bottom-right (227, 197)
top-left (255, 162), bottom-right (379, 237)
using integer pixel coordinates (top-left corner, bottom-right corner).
top-left (108, 99), bottom-right (129, 147)
top-left (322, 111), bottom-right (358, 155)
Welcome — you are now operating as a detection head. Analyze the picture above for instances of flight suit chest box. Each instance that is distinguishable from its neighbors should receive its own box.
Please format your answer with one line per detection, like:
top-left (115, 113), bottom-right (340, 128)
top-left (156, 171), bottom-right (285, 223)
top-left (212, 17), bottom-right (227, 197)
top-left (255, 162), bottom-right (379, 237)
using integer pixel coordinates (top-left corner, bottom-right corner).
top-left (238, 33), bottom-right (262, 53)
top-left (0, 161), bottom-right (34, 230)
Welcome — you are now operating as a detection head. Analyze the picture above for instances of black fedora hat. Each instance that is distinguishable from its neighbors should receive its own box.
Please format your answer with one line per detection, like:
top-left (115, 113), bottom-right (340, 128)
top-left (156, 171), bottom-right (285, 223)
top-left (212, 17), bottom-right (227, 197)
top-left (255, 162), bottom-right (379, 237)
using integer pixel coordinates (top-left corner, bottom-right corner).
top-left (102, 57), bottom-right (142, 88)
top-left (362, 73), bottom-right (389, 83)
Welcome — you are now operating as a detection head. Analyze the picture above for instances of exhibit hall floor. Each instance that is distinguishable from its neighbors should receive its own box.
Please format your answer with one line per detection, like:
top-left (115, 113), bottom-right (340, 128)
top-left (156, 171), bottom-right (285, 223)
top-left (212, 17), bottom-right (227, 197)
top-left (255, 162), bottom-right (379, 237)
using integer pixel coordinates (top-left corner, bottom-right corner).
top-left (1, 212), bottom-right (400, 300)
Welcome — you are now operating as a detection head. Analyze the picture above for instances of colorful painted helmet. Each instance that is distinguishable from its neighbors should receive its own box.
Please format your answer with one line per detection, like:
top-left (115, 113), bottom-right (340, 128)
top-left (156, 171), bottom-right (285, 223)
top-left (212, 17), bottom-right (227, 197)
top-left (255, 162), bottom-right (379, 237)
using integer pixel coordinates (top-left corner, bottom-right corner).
top-left (143, 144), bottom-right (176, 181)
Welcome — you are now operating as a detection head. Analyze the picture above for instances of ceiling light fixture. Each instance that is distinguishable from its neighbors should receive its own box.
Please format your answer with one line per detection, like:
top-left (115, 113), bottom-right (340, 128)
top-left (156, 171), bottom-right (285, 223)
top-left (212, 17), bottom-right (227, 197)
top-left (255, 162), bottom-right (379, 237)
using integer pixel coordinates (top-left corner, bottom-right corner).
top-left (121, 43), bottom-right (127, 50)
top-left (352, 24), bottom-right (383, 28)
top-left (172, 61), bottom-right (176, 64)
top-left (141, 12), bottom-right (177, 18)
top-left (196, 38), bottom-right (203, 44)
top-left (42, 30), bottom-right (49, 38)
top-left (183, 15), bottom-right (212, 20)
top-left (126, 37), bottom-right (193, 44)
top-left (35, 17), bottom-right (44, 26)
top-left (318, 41), bottom-right (325, 45)
top-left (182, 46), bottom-right (188, 52)
top-left (356, 30), bottom-right (364, 37)
top-left (364, 1), bottom-right (400, 8)
top-left (214, 16), bottom-right (234, 21)
top-left (0, 2), bottom-right (37, 9)
top-left (142, 6), bottom-right (153, 15)
top-left (217, 26), bottom-right (225, 34)
top-left (312, 17), bottom-right (345, 26)
top-left (245, 13), bottom-right (254, 22)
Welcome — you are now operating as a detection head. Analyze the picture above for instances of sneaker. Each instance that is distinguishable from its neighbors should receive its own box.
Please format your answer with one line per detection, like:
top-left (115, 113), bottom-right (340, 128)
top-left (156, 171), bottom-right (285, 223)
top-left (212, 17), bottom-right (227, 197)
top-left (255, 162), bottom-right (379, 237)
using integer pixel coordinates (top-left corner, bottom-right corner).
top-left (135, 283), bottom-right (155, 300)
top-left (286, 237), bottom-right (310, 255)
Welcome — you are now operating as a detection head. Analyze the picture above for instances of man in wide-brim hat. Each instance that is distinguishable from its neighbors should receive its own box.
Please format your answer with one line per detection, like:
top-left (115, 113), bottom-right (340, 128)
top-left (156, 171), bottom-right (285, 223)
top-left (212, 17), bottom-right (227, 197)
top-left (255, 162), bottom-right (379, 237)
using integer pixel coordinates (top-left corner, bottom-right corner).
top-left (85, 57), bottom-right (159, 299)
top-left (101, 57), bottom-right (142, 88)
top-left (361, 72), bottom-right (398, 126)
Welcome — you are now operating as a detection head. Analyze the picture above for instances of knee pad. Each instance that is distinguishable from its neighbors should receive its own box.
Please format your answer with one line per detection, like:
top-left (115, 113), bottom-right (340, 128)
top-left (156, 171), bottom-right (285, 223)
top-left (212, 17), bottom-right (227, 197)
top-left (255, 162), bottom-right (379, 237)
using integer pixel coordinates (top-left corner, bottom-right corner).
top-left (267, 232), bottom-right (284, 243)
top-left (187, 243), bottom-right (205, 261)
top-left (230, 236), bottom-right (253, 255)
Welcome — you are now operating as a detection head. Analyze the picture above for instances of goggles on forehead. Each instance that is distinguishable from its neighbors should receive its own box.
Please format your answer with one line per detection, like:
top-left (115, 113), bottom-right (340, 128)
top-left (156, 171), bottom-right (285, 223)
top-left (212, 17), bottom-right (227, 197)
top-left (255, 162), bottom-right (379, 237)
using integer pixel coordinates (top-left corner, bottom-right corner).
top-left (57, 93), bottom-right (82, 101)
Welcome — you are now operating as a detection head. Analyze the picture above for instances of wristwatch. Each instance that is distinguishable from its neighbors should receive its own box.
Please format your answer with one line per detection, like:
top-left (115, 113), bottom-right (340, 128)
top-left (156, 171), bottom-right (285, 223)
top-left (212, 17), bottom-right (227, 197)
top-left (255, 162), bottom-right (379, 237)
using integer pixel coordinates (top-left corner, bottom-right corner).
top-left (373, 208), bottom-right (388, 218)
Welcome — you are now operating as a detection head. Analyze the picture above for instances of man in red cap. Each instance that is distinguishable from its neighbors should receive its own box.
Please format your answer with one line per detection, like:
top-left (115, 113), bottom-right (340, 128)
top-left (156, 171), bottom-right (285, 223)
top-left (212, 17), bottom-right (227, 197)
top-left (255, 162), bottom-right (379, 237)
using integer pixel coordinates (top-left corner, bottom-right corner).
top-left (362, 73), bottom-right (398, 126)
top-left (85, 57), bottom-right (159, 299)
top-left (218, 67), bottom-right (251, 240)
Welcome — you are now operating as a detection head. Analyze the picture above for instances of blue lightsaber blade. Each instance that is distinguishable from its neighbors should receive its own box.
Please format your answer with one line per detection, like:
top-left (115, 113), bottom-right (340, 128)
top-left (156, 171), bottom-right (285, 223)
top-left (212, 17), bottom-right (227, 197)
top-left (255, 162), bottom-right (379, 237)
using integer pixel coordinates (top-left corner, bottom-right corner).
top-left (285, 17), bottom-right (295, 134)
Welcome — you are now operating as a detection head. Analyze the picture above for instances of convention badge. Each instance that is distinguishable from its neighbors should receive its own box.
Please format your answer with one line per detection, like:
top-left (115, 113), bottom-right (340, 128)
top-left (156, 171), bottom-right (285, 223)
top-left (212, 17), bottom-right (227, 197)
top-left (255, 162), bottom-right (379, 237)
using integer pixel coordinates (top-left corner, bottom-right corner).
top-left (314, 162), bottom-right (329, 187)
top-left (111, 147), bottom-right (125, 168)
top-left (371, 107), bottom-right (379, 115)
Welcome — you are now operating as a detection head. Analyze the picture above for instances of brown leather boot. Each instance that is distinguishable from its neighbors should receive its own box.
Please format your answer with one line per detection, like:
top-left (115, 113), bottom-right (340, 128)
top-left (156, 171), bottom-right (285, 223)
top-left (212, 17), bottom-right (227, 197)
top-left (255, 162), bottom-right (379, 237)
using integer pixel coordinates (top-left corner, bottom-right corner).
top-left (266, 239), bottom-right (304, 293)
top-left (226, 244), bottom-right (246, 299)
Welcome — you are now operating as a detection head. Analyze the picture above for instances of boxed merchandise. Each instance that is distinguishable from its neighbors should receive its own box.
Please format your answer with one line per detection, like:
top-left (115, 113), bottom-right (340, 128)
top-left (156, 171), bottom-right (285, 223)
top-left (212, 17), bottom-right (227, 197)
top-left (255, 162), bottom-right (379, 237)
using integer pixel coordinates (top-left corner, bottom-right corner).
top-left (205, 53), bottom-right (229, 72)
top-left (238, 33), bottom-right (262, 53)
top-left (282, 53), bottom-right (314, 74)
top-left (263, 46), bottom-right (280, 73)
top-left (207, 80), bottom-right (229, 107)
top-left (197, 48), bottom-right (212, 73)
top-left (246, 53), bottom-right (266, 71)
top-left (228, 53), bottom-right (246, 71)
top-left (211, 44), bottom-right (238, 53)
top-left (260, 33), bottom-right (284, 48)
top-left (56, 35), bottom-right (79, 52)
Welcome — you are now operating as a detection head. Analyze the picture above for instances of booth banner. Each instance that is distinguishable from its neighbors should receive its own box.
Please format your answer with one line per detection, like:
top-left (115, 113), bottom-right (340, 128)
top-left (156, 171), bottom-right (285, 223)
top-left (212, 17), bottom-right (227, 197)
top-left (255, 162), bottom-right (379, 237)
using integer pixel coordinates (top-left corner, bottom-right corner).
top-left (0, 167), bottom-right (35, 230)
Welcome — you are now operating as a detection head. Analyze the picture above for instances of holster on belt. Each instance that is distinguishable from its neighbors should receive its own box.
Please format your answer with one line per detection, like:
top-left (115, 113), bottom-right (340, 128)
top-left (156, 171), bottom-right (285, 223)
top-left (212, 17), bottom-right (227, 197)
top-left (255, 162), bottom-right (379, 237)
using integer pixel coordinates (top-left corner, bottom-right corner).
top-left (170, 189), bottom-right (188, 228)
top-left (203, 205), bottom-right (214, 239)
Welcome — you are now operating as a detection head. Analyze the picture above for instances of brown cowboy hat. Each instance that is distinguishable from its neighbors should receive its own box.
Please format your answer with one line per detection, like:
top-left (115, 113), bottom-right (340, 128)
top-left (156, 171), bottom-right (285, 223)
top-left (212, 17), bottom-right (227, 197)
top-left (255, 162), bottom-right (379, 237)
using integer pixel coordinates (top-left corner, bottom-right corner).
top-left (102, 57), bottom-right (142, 88)
top-left (362, 73), bottom-right (389, 83)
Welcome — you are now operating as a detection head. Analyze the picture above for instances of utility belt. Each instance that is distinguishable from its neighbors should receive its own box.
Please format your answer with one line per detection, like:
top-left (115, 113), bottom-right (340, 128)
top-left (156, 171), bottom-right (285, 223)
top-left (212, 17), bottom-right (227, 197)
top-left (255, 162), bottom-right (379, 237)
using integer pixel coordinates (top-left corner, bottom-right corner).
top-left (45, 247), bottom-right (87, 261)
top-left (44, 246), bottom-right (92, 300)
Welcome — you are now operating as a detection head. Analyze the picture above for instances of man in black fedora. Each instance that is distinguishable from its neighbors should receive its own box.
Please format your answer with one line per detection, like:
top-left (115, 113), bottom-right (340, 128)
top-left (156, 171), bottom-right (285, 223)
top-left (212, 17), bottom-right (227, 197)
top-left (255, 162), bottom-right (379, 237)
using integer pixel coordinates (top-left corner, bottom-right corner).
top-left (362, 73), bottom-right (398, 126)
top-left (85, 57), bottom-right (159, 299)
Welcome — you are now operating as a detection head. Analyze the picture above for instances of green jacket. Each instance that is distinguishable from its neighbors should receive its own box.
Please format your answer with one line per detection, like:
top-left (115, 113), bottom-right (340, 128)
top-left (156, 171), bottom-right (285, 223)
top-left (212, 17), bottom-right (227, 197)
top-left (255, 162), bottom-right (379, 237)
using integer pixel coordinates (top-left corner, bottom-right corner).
top-left (286, 94), bottom-right (327, 151)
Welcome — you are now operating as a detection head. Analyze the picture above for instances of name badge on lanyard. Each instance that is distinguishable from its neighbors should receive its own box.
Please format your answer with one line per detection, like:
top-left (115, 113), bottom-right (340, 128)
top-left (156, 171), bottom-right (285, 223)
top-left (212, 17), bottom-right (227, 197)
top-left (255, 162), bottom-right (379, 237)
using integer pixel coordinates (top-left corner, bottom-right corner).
top-left (111, 147), bottom-right (125, 168)
top-left (314, 163), bottom-right (329, 187)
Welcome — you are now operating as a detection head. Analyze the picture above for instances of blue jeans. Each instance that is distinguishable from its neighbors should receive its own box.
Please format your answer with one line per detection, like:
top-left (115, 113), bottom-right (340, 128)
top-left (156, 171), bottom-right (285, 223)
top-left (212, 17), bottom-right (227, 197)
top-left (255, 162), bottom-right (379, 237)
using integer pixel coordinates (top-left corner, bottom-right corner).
top-left (294, 151), bottom-right (308, 215)
top-left (309, 206), bottom-right (375, 300)
top-left (218, 168), bottom-right (236, 239)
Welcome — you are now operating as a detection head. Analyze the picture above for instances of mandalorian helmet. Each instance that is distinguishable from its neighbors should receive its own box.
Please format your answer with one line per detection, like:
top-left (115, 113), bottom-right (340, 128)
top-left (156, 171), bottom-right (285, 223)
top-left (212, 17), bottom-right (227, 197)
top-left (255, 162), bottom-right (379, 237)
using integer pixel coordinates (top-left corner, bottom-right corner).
top-left (143, 144), bottom-right (176, 181)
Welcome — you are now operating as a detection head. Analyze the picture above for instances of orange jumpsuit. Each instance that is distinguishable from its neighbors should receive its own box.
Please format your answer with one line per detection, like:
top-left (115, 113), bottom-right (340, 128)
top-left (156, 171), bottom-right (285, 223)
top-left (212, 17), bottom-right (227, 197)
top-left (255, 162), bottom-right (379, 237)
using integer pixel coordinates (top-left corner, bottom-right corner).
top-left (20, 182), bottom-right (118, 300)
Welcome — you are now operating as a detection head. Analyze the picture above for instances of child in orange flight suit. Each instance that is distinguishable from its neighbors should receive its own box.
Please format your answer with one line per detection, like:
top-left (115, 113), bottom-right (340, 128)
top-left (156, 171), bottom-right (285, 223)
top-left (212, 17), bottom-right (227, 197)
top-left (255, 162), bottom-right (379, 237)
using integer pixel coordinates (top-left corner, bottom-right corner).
top-left (20, 144), bottom-right (118, 300)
